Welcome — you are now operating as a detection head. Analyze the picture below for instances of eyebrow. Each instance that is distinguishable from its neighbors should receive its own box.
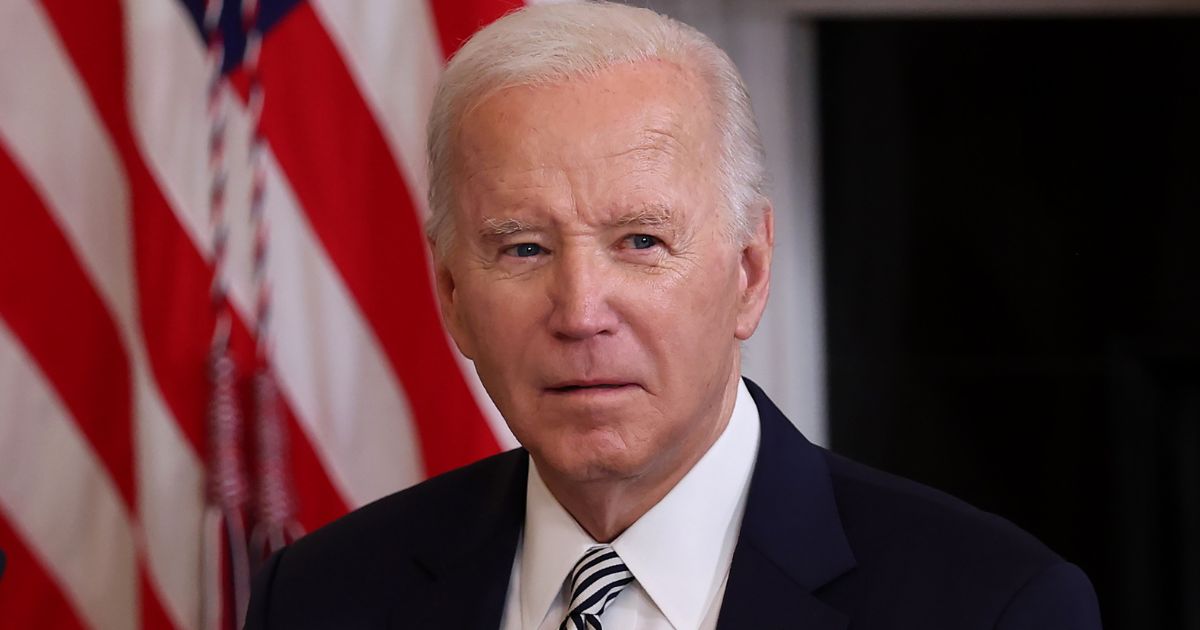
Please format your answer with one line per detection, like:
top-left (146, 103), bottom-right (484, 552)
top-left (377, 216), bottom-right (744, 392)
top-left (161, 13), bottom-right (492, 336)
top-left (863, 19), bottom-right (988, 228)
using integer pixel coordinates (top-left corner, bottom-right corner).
top-left (614, 204), bottom-right (675, 229)
top-left (475, 204), bottom-right (676, 240)
top-left (478, 217), bottom-right (539, 241)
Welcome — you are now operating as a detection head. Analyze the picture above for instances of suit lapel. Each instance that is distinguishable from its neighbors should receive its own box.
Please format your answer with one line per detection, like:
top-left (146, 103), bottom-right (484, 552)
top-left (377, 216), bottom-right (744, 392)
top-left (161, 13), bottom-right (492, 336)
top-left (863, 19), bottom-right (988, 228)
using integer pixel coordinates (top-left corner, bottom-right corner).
top-left (717, 379), bottom-right (857, 630)
top-left (719, 544), bottom-right (850, 629)
top-left (388, 452), bottom-right (529, 630)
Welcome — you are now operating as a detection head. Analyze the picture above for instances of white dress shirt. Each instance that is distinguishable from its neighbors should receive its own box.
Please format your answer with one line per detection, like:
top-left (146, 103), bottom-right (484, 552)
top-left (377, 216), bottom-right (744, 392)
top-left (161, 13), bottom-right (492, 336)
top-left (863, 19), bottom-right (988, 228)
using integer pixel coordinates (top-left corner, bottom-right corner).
top-left (500, 379), bottom-right (761, 630)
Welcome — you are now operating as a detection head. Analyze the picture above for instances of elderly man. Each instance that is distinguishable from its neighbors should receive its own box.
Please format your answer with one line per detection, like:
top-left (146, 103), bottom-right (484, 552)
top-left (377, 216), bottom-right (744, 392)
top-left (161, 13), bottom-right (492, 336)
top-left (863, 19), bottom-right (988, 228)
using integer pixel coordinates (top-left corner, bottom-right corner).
top-left (245, 3), bottom-right (1101, 629)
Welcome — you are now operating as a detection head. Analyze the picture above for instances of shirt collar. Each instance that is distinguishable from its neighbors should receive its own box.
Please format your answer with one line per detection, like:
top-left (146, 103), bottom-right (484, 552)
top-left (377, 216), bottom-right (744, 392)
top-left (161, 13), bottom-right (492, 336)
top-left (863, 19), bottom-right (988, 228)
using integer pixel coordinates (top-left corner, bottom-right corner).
top-left (519, 378), bottom-right (761, 629)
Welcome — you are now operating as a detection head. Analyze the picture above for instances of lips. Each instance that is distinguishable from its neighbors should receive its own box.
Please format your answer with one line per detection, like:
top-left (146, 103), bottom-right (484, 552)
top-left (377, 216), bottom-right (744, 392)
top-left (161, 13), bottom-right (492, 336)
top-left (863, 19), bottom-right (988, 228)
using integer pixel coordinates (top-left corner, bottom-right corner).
top-left (545, 380), bottom-right (638, 393)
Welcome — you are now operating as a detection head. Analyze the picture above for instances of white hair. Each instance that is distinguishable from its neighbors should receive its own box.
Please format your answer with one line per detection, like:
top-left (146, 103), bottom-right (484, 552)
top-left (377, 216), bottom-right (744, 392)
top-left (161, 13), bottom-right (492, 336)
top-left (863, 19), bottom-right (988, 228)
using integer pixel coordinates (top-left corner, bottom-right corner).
top-left (425, 0), bottom-right (767, 258)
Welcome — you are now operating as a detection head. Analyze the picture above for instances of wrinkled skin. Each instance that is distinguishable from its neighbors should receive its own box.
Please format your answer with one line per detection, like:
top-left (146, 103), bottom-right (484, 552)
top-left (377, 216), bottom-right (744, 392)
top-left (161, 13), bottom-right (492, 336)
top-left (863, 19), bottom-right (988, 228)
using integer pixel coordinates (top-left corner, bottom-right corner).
top-left (435, 60), bottom-right (773, 541)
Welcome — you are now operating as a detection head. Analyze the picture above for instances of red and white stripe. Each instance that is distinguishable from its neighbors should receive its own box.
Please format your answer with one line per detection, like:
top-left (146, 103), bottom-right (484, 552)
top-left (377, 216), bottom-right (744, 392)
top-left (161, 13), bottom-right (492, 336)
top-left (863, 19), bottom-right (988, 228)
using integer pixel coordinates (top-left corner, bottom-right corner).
top-left (0, 0), bottom-right (527, 627)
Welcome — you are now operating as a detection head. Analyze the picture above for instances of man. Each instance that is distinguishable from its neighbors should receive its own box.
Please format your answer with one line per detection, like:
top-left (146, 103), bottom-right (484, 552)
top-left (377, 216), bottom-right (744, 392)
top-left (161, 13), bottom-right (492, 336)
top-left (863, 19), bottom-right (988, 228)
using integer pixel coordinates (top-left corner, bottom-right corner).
top-left (245, 3), bottom-right (1102, 628)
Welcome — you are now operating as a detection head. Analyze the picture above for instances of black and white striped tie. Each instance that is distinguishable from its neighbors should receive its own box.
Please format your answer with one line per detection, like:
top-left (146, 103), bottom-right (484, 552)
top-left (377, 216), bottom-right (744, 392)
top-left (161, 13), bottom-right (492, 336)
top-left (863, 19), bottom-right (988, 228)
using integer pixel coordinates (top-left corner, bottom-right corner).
top-left (559, 544), bottom-right (634, 630)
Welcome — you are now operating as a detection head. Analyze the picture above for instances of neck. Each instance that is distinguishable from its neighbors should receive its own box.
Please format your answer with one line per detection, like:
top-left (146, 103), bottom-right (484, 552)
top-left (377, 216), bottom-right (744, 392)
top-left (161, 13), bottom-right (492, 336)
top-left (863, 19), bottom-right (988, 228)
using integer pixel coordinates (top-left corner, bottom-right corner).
top-left (539, 371), bottom-right (742, 543)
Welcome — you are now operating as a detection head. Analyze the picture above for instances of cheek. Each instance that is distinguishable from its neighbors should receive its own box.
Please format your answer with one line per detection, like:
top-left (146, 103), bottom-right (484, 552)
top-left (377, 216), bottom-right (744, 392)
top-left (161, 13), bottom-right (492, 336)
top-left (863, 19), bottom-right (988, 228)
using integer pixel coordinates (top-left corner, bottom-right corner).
top-left (459, 280), bottom-right (545, 380)
top-left (656, 260), bottom-right (740, 333)
top-left (619, 262), bottom-right (740, 381)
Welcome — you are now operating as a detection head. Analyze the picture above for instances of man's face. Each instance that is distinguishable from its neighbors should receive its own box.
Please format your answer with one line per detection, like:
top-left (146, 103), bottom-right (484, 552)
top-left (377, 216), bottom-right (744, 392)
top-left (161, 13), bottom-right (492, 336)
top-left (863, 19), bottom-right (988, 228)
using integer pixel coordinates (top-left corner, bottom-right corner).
top-left (436, 61), bottom-right (771, 487)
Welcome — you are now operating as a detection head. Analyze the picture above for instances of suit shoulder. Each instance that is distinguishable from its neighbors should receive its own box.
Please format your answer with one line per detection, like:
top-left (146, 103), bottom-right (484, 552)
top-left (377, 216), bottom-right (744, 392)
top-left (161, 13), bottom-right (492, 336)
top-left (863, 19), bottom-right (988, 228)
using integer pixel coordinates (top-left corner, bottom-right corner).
top-left (269, 449), bottom-right (524, 593)
top-left (246, 449), bottom-right (527, 628)
top-left (816, 451), bottom-right (1101, 626)
top-left (289, 448), bottom-right (527, 561)
top-left (823, 450), bottom-right (1061, 580)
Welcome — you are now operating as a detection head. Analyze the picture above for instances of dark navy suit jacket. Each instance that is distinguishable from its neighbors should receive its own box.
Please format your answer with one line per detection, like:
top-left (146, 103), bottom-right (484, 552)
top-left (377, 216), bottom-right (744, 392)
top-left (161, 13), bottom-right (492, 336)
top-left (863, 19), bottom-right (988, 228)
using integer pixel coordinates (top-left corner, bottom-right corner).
top-left (244, 379), bottom-right (1101, 629)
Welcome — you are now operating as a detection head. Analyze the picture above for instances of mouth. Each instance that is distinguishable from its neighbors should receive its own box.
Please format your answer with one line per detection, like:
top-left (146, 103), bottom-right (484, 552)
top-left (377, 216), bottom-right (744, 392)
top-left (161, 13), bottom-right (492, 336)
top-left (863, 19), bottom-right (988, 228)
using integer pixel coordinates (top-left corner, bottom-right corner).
top-left (545, 381), bottom-right (640, 394)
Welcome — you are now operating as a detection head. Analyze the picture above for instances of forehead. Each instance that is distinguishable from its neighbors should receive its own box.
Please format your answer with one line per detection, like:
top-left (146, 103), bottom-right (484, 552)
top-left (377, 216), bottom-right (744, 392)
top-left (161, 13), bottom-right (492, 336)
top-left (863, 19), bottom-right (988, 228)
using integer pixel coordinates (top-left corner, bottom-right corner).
top-left (452, 61), bottom-right (720, 223)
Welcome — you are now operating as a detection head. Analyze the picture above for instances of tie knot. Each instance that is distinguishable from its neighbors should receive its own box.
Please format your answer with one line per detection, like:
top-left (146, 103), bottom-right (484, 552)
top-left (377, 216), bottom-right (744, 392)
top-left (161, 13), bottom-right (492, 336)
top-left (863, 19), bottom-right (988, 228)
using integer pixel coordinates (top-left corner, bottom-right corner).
top-left (559, 545), bottom-right (634, 630)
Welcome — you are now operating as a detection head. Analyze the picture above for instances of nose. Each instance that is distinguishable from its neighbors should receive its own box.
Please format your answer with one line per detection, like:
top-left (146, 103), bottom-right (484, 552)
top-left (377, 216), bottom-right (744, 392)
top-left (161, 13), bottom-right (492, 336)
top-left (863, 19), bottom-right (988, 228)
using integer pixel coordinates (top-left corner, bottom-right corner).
top-left (546, 247), bottom-right (619, 340)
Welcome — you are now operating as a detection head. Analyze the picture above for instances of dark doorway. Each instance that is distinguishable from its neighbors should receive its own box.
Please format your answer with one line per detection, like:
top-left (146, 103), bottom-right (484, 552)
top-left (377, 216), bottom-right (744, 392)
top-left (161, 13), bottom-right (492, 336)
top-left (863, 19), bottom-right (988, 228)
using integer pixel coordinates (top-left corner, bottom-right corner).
top-left (818, 17), bottom-right (1200, 629)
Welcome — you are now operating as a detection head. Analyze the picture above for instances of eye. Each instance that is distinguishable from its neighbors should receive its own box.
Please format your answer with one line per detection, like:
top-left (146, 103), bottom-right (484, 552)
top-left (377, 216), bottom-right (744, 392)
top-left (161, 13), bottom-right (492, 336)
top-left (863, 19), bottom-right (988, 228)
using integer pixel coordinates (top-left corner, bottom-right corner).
top-left (626, 234), bottom-right (660, 250)
top-left (505, 243), bottom-right (544, 258)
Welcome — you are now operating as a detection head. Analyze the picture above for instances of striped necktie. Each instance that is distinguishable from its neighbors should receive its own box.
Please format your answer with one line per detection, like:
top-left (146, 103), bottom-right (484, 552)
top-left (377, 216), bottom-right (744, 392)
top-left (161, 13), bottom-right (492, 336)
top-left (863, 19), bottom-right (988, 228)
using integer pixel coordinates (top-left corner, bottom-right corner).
top-left (559, 545), bottom-right (634, 630)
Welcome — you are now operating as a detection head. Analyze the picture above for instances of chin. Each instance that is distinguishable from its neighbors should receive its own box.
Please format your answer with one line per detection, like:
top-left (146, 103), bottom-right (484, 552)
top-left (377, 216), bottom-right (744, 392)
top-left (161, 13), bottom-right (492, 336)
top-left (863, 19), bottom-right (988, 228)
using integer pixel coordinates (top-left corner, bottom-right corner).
top-left (534, 429), bottom-right (648, 483)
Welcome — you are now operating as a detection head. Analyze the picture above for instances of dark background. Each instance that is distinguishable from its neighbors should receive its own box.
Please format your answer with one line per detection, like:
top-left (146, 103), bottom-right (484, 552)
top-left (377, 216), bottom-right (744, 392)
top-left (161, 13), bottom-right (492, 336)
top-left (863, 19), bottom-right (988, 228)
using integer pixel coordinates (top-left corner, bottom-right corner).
top-left (818, 17), bottom-right (1200, 629)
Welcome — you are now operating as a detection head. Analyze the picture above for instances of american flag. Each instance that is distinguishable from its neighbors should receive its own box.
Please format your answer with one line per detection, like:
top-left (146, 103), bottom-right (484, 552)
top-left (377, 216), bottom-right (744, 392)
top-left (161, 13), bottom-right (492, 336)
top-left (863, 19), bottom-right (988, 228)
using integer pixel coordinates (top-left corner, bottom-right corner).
top-left (0, 0), bottom-right (535, 627)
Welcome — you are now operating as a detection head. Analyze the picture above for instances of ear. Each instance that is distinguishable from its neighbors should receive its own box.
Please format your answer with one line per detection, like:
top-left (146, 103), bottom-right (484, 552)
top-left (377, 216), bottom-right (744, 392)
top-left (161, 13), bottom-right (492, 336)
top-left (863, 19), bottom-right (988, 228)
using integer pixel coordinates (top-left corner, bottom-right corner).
top-left (734, 200), bottom-right (774, 341)
top-left (432, 244), bottom-right (477, 360)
